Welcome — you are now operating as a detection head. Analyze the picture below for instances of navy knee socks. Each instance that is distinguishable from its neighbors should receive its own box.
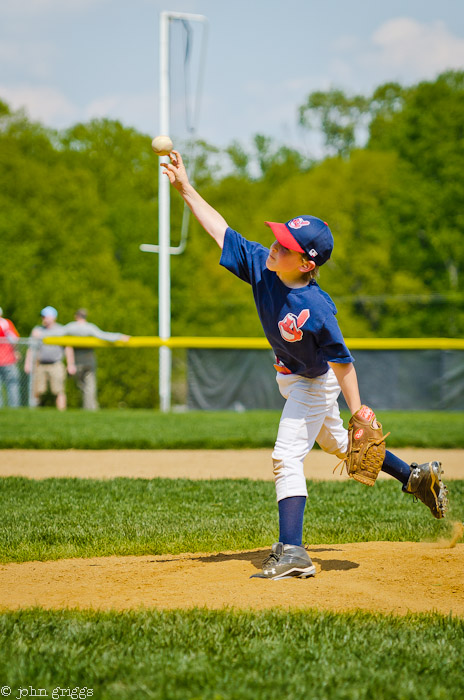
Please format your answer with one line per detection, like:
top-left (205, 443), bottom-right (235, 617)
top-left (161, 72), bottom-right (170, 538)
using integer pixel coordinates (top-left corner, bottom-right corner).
top-left (278, 496), bottom-right (306, 546)
top-left (277, 452), bottom-right (411, 547)
top-left (381, 450), bottom-right (411, 485)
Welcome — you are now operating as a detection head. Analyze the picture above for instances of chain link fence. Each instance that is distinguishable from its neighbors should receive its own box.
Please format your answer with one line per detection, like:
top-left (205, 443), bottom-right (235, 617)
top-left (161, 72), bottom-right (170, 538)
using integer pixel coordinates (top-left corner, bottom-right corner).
top-left (0, 338), bottom-right (187, 410)
top-left (0, 338), bottom-right (42, 407)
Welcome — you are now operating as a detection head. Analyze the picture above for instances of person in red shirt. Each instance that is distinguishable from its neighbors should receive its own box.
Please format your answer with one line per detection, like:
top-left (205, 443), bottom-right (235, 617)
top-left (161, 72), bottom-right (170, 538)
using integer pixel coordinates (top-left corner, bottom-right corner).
top-left (0, 307), bottom-right (20, 407)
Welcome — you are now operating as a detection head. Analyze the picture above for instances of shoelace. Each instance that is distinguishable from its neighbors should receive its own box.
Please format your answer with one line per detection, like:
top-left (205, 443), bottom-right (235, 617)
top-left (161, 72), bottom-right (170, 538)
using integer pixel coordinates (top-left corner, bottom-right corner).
top-left (262, 552), bottom-right (280, 567)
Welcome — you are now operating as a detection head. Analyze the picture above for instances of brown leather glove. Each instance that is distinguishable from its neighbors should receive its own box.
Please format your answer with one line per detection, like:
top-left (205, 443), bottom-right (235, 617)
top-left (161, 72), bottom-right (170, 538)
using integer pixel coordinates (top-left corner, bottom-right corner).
top-left (344, 405), bottom-right (390, 486)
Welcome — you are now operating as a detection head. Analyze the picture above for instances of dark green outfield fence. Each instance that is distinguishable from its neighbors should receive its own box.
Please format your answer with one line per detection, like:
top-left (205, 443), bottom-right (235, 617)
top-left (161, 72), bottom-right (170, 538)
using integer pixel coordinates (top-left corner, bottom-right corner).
top-left (188, 348), bottom-right (464, 411)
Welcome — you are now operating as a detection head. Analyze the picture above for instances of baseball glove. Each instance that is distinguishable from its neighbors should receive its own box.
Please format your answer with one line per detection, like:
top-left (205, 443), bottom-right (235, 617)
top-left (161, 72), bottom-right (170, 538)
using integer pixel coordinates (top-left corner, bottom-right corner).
top-left (341, 405), bottom-right (390, 486)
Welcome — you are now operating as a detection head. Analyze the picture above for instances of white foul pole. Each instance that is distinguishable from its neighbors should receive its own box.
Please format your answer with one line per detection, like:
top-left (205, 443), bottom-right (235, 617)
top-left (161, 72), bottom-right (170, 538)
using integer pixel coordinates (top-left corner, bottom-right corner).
top-left (158, 10), bottom-right (171, 412)
top-left (157, 11), bottom-right (208, 412)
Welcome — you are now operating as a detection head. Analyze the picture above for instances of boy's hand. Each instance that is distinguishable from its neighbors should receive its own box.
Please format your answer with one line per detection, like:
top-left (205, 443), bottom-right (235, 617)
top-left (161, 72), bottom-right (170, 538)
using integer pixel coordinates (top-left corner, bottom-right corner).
top-left (160, 150), bottom-right (190, 193)
top-left (160, 149), bottom-right (228, 248)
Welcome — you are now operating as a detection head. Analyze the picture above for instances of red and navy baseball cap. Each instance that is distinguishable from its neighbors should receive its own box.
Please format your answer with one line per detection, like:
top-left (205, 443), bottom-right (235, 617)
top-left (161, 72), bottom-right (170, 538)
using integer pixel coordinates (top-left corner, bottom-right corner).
top-left (265, 215), bottom-right (333, 266)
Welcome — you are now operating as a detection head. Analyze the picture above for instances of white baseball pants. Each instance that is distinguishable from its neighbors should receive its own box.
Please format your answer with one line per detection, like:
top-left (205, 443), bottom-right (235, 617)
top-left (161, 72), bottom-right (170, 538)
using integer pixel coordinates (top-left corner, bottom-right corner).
top-left (272, 369), bottom-right (348, 501)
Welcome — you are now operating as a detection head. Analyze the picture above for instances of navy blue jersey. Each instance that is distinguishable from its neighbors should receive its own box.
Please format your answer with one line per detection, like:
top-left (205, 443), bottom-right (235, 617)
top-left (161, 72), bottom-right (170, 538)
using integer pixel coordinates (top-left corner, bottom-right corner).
top-left (220, 227), bottom-right (354, 378)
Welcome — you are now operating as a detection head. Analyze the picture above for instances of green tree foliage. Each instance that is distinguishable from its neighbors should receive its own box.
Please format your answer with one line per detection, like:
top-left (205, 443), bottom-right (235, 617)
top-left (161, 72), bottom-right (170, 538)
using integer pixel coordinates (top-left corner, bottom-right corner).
top-left (226, 140), bottom-right (250, 178)
top-left (0, 71), bottom-right (463, 406)
top-left (0, 110), bottom-right (157, 407)
top-left (298, 88), bottom-right (370, 156)
top-left (60, 119), bottom-right (159, 288)
top-left (226, 134), bottom-right (311, 180)
top-left (368, 71), bottom-right (464, 300)
top-left (296, 73), bottom-right (463, 335)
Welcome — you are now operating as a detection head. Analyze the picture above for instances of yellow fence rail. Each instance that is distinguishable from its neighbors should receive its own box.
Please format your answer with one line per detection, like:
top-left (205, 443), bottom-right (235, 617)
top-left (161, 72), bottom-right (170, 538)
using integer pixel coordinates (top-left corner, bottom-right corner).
top-left (43, 336), bottom-right (464, 350)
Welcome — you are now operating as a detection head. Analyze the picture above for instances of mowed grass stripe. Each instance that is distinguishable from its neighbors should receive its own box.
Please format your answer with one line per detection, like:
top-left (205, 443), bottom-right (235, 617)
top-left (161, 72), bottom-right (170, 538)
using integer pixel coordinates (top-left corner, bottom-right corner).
top-left (0, 609), bottom-right (463, 700)
top-left (0, 408), bottom-right (463, 449)
top-left (1, 477), bottom-right (462, 562)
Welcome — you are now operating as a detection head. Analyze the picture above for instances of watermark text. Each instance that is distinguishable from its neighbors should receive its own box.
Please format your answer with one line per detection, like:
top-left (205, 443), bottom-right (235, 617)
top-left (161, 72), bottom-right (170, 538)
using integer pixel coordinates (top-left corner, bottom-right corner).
top-left (1, 688), bottom-right (93, 699)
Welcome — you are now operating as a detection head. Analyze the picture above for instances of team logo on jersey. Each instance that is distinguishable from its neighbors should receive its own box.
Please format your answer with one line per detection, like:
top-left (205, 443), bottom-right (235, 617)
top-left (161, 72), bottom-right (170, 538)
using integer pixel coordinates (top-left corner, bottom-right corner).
top-left (288, 217), bottom-right (310, 230)
top-left (278, 309), bottom-right (310, 342)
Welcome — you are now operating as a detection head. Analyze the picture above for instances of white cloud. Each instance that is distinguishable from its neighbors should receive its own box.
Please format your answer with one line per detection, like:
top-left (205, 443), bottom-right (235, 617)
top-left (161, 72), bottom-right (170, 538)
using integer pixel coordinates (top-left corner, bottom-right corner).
top-left (328, 18), bottom-right (464, 95)
top-left (0, 85), bottom-right (78, 126)
top-left (372, 17), bottom-right (464, 76)
top-left (0, 85), bottom-right (158, 133)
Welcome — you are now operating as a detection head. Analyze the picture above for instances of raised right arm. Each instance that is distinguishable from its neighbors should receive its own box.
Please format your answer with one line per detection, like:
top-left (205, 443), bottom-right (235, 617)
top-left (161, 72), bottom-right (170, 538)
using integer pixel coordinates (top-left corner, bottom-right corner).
top-left (160, 150), bottom-right (228, 249)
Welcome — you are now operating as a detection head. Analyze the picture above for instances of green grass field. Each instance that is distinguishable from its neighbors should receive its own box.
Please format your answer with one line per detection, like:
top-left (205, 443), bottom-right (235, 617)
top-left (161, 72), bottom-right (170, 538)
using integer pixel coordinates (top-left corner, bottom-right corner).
top-left (1, 609), bottom-right (463, 700)
top-left (1, 477), bottom-right (463, 563)
top-left (1, 409), bottom-right (463, 699)
top-left (0, 408), bottom-right (463, 449)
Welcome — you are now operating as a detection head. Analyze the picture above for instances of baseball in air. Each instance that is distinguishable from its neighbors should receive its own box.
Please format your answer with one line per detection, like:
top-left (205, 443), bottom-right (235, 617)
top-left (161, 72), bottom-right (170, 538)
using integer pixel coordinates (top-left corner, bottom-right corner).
top-left (151, 135), bottom-right (174, 156)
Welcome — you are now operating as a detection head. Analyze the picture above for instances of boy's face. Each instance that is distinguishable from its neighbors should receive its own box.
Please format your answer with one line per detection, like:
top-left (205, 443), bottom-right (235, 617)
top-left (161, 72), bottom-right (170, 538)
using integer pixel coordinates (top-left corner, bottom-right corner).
top-left (266, 240), bottom-right (307, 275)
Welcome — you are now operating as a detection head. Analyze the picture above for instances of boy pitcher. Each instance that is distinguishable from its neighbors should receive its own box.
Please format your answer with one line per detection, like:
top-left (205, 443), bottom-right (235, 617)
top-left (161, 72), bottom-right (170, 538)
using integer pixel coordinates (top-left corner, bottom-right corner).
top-left (162, 151), bottom-right (449, 581)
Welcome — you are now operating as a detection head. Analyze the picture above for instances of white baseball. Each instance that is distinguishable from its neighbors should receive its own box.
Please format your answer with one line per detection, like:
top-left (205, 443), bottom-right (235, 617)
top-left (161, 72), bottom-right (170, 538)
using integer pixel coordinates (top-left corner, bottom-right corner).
top-left (151, 135), bottom-right (174, 156)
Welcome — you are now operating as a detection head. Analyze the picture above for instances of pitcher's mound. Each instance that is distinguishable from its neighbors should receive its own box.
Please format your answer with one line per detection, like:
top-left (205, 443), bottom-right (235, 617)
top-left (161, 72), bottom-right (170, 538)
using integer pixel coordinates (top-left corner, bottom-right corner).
top-left (1, 541), bottom-right (463, 616)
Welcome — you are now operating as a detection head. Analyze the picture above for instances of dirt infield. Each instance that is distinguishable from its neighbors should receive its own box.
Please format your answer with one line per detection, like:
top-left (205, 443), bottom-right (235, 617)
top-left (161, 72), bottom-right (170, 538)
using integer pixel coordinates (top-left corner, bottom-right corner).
top-left (1, 539), bottom-right (463, 616)
top-left (1, 448), bottom-right (463, 480)
top-left (1, 449), bottom-right (463, 615)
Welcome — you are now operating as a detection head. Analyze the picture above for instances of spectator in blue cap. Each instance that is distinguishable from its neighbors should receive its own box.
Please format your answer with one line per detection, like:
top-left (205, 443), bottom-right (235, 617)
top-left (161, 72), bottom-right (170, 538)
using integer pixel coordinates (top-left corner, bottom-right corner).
top-left (24, 306), bottom-right (76, 410)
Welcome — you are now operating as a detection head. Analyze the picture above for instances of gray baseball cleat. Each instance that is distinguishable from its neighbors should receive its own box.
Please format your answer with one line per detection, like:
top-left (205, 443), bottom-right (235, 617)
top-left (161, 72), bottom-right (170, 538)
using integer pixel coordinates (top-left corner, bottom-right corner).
top-left (251, 542), bottom-right (316, 580)
top-left (403, 461), bottom-right (449, 519)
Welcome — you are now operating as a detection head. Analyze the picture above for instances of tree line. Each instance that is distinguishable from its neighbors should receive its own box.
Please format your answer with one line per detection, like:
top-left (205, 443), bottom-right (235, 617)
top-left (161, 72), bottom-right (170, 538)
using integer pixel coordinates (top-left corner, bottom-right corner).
top-left (0, 71), bottom-right (463, 406)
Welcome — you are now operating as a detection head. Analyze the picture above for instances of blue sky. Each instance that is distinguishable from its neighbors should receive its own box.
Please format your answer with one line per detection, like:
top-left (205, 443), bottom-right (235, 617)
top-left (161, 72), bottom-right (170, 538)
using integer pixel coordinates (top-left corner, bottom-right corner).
top-left (2, 0), bottom-right (464, 153)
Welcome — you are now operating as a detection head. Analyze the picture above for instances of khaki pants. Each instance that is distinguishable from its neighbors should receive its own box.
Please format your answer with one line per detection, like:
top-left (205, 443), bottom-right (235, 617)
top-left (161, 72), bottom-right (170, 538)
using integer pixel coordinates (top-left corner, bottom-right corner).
top-left (35, 362), bottom-right (66, 396)
top-left (75, 364), bottom-right (98, 410)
